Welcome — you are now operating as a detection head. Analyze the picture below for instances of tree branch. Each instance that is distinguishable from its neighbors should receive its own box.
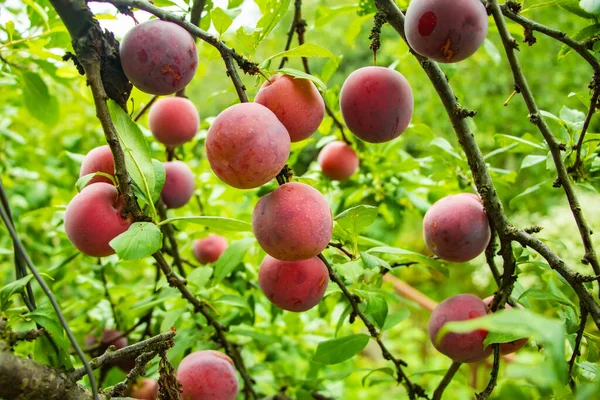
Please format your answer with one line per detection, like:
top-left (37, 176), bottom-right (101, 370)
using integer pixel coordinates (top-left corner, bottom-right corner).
top-left (95, 0), bottom-right (258, 102)
top-left (318, 254), bottom-right (428, 399)
top-left (488, 0), bottom-right (600, 295)
top-left (432, 361), bottom-right (461, 400)
top-left (475, 345), bottom-right (500, 400)
top-left (568, 307), bottom-right (588, 390)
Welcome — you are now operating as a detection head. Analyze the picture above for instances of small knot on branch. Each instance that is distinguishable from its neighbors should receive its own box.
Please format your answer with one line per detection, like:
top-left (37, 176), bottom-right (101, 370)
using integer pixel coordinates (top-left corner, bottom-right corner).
top-left (506, 0), bottom-right (522, 13)
top-left (523, 28), bottom-right (537, 46)
top-left (116, 5), bottom-right (139, 24)
top-left (552, 177), bottom-right (562, 188)
top-left (63, 52), bottom-right (85, 75)
top-left (524, 226), bottom-right (543, 234)
top-left (529, 112), bottom-right (540, 125)
top-left (456, 105), bottom-right (477, 119)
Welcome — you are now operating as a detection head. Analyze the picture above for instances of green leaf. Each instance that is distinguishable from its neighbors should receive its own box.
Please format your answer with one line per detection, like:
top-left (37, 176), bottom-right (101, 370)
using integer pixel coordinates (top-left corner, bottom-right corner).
top-left (382, 309), bottom-right (411, 331)
top-left (211, 7), bottom-right (240, 35)
top-left (580, 0), bottom-right (600, 14)
top-left (151, 159), bottom-right (166, 203)
top-left (212, 238), bottom-right (254, 283)
top-left (27, 304), bottom-right (73, 369)
top-left (335, 304), bottom-right (352, 337)
top-left (519, 288), bottom-right (578, 312)
top-left (187, 267), bottom-right (213, 291)
top-left (107, 100), bottom-right (156, 218)
top-left (158, 216), bottom-right (252, 231)
top-left (430, 137), bottom-right (463, 160)
top-left (313, 334), bottom-right (370, 364)
top-left (274, 68), bottom-right (327, 91)
top-left (559, 24), bottom-right (600, 59)
top-left (520, 154), bottom-right (547, 170)
top-left (440, 309), bottom-right (567, 383)
top-left (160, 309), bottom-right (183, 333)
top-left (255, 0), bottom-right (291, 44)
top-left (215, 294), bottom-right (253, 315)
top-left (0, 275), bottom-right (34, 311)
top-left (109, 222), bottom-right (163, 260)
top-left (265, 43), bottom-right (338, 65)
top-left (20, 71), bottom-right (60, 127)
top-left (361, 367), bottom-right (394, 387)
top-left (357, 290), bottom-right (388, 329)
top-left (75, 172), bottom-right (115, 191)
top-left (368, 246), bottom-right (448, 277)
top-left (334, 205), bottom-right (378, 235)
top-left (509, 179), bottom-right (553, 208)
top-left (360, 251), bottom-right (391, 271)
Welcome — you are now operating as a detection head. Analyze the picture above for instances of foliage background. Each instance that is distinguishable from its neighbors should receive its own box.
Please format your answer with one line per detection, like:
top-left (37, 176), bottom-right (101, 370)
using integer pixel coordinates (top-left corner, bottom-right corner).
top-left (1, 0), bottom-right (600, 399)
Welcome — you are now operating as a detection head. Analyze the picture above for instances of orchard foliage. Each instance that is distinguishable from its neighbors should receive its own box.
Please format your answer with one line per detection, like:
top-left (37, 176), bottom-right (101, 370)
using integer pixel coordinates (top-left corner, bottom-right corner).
top-left (1, 0), bottom-right (600, 399)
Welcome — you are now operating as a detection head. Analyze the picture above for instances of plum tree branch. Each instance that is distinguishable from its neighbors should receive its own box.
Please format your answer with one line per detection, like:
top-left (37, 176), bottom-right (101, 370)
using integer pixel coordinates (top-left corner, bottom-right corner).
top-left (95, 0), bottom-right (258, 102)
top-left (107, 350), bottom-right (158, 397)
top-left (152, 252), bottom-right (257, 399)
top-left (476, 345), bottom-right (500, 400)
top-left (432, 361), bottom-right (461, 400)
top-left (372, 0), bottom-right (600, 333)
top-left (488, 0), bottom-right (600, 295)
top-left (318, 254), bottom-right (428, 400)
top-left (157, 200), bottom-right (186, 278)
top-left (70, 329), bottom-right (175, 381)
top-left (568, 306), bottom-right (588, 390)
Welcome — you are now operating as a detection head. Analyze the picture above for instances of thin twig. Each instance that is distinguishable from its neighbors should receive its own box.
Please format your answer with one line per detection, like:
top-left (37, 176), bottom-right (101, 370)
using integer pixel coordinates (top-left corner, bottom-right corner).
top-left (432, 361), bottom-right (461, 400)
top-left (568, 307), bottom-right (588, 391)
top-left (157, 200), bottom-right (186, 278)
top-left (278, 0), bottom-right (302, 69)
top-left (318, 254), bottom-right (427, 399)
top-left (133, 95), bottom-right (158, 122)
top-left (572, 79), bottom-right (600, 173)
top-left (70, 330), bottom-right (175, 381)
top-left (475, 345), bottom-right (500, 400)
top-left (327, 242), bottom-right (355, 259)
top-left (107, 351), bottom-right (158, 397)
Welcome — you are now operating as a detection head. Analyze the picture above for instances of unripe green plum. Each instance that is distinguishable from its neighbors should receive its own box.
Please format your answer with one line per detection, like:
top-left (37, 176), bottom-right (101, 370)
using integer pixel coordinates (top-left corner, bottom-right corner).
top-left (161, 161), bottom-right (195, 209)
top-left (340, 66), bottom-right (413, 143)
top-left (483, 296), bottom-right (528, 355)
top-left (64, 183), bottom-right (132, 257)
top-left (148, 97), bottom-right (199, 146)
top-left (254, 74), bottom-right (325, 142)
top-left (120, 20), bottom-right (198, 95)
top-left (428, 294), bottom-right (492, 363)
top-left (205, 103), bottom-right (290, 189)
top-left (318, 141), bottom-right (359, 181)
top-left (423, 193), bottom-right (491, 262)
top-left (252, 182), bottom-right (332, 261)
top-left (193, 235), bottom-right (228, 264)
top-left (177, 350), bottom-right (239, 400)
top-left (258, 255), bottom-right (329, 312)
top-left (405, 0), bottom-right (488, 63)
top-left (128, 378), bottom-right (158, 400)
top-left (79, 145), bottom-right (115, 185)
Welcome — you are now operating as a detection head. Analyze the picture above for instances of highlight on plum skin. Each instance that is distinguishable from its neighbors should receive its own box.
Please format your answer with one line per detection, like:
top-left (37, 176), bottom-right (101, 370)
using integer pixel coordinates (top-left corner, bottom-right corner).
top-left (482, 296), bottom-right (528, 355)
top-left (404, 0), bottom-right (489, 63)
top-left (119, 19), bottom-right (198, 95)
top-left (254, 73), bottom-right (325, 142)
top-left (258, 255), bottom-right (329, 312)
top-left (318, 141), bottom-right (359, 181)
top-left (148, 97), bottom-right (199, 147)
top-left (422, 193), bottom-right (491, 262)
top-left (205, 103), bottom-right (291, 189)
top-left (79, 145), bottom-right (115, 186)
top-left (252, 182), bottom-right (333, 262)
top-left (193, 234), bottom-right (228, 265)
top-left (160, 161), bottom-right (195, 209)
top-left (339, 66), bottom-right (414, 143)
top-left (177, 350), bottom-right (239, 400)
top-left (64, 183), bottom-right (133, 258)
top-left (428, 294), bottom-right (492, 363)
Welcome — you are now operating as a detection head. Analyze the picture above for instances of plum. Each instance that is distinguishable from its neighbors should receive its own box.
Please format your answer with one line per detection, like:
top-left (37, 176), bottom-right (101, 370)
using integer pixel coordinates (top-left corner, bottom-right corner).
top-left (85, 329), bottom-right (134, 371)
top-left (177, 350), bottom-right (239, 400)
top-left (120, 20), bottom-right (198, 95)
top-left (254, 74), bottom-right (325, 142)
top-left (339, 66), bottom-right (413, 143)
top-left (317, 141), bottom-right (359, 181)
top-left (258, 255), bottom-right (329, 312)
top-left (193, 235), bottom-right (228, 265)
top-left (128, 378), bottom-right (158, 400)
top-left (423, 193), bottom-right (491, 262)
top-left (205, 103), bottom-right (290, 189)
top-left (483, 296), bottom-right (528, 355)
top-left (252, 182), bottom-right (332, 261)
top-left (79, 145), bottom-right (115, 185)
top-left (161, 161), bottom-right (195, 209)
top-left (64, 183), bottom-right (132, 257)
top-left (428, 294), bottom-right (492, 363)
top-left (405, 0), bottom-right (489, 63)
top-left (149, 97), bottom-right (199, 146)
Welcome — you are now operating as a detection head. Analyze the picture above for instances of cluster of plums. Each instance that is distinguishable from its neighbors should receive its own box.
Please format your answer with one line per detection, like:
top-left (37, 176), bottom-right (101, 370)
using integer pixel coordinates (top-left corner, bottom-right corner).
top-left (63, 1), bottom-right (493, 396)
